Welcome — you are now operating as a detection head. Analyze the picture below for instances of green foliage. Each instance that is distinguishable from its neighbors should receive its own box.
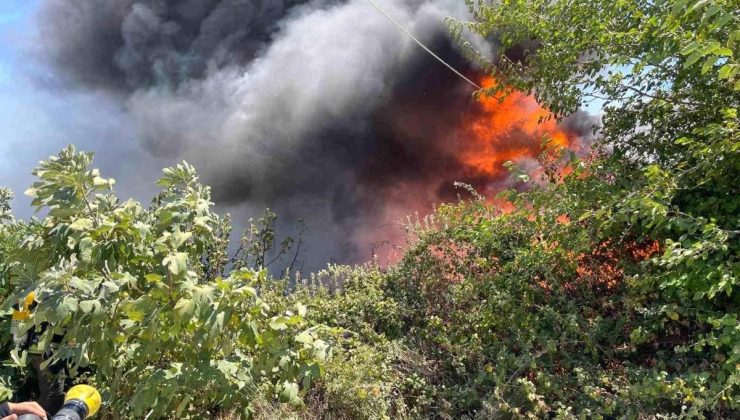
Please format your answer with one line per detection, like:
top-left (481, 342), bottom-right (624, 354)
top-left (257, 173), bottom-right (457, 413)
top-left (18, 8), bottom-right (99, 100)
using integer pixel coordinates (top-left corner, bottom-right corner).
top-left (246, 0), bottom-right (736, 417)
top-left (1, 1), bottom-right (738, 418)
top-left (442, 0), bottom-right (738, 416)
top-left (0, 190), bottom-right (30, 400)
top-left (231, 208), bottom-right (303, 274)
top-left (258, 265), bottom-right (407, 419)
top-left (306, 340), bottom-right (402, 420)
top-left (383, 189), bottom-right (736, 416)
top-left (2, 146), bottom-right (330, 418)
top-left (0, 188), bottom-right (12, 225)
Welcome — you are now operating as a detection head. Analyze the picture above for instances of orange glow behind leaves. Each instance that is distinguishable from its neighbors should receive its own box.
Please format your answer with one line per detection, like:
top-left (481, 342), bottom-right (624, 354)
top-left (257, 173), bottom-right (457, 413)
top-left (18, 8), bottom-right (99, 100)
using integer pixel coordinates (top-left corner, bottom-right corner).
top-left (357, 76), bottom-right (587, 264)
top-left (460, 77), bottom-right (574, 178)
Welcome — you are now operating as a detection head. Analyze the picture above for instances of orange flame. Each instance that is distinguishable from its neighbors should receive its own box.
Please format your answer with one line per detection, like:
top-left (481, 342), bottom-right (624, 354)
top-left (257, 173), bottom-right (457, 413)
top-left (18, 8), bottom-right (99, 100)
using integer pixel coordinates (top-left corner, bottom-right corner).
top-left (460, 77), bottom-right (574, 178)
top-left (355, 76), bottom-right (585, 264)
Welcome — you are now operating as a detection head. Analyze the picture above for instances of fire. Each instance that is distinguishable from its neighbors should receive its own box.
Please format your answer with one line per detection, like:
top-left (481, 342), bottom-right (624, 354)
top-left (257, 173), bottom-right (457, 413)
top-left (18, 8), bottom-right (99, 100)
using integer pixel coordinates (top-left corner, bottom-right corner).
top-left (460, 77), bottom-right (574, 179)
top-left (356, 75), bottom-right (586, 264)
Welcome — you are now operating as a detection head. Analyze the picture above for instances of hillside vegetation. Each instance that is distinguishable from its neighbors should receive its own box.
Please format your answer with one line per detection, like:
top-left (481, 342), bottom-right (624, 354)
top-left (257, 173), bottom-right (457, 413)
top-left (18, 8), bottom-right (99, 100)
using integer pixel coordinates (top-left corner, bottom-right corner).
top-left (0, 0), bottom-right (738, 418)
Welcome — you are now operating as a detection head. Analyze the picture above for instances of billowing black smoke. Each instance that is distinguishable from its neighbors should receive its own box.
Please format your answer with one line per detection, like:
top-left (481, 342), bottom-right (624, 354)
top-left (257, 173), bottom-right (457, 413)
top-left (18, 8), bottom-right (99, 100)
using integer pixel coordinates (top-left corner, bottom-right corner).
top-left (34, 0), bottom-right (590, 269)
top-left (34, 0), bottom-right (492, 267)
top-left (39, 0), bottom-right (322, 90)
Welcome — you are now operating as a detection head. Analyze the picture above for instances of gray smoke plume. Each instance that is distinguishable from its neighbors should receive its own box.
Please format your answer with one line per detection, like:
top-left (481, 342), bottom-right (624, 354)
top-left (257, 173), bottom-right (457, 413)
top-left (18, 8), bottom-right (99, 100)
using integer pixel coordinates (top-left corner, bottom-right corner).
top-left (34, 0), bottom-right (588, 269)
top-left (39, 0), bottom-right (319, 90)
top-left (35, 0), bottom-right (490, 268)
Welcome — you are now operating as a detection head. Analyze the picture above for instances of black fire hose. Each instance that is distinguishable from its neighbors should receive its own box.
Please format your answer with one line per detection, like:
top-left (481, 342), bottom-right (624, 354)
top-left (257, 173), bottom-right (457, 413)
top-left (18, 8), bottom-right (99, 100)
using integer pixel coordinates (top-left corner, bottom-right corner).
top-left (18, 385), bottom-right (101, 420)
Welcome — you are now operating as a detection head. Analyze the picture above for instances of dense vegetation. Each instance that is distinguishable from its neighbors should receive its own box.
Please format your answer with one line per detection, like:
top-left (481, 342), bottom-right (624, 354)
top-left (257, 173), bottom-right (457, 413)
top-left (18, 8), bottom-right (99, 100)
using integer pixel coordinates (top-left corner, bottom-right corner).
top-left (0, 0), bottom-right (737, 418)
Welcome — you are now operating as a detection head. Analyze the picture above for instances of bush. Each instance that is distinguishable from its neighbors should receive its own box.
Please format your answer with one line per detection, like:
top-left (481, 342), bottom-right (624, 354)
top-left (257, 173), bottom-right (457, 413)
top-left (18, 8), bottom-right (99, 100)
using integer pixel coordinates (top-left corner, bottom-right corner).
top-left (1, 147), bottom-right (330, 418)
top-left (1, 140), bottom-right (737, 418)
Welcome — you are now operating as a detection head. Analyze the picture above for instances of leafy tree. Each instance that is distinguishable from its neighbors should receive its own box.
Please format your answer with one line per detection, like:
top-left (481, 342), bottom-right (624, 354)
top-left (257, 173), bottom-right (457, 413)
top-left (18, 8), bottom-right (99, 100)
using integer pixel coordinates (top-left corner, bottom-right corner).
top-left (2, 146), bottom-right (330, 418)
top-left (437, 0), bottom-right (739, 415)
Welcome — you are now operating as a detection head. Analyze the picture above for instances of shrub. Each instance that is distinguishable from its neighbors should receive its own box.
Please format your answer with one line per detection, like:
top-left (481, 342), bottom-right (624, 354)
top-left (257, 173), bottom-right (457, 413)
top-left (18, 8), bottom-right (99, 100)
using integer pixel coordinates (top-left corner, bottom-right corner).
top-left (2, 147), bottom-right (330, 418)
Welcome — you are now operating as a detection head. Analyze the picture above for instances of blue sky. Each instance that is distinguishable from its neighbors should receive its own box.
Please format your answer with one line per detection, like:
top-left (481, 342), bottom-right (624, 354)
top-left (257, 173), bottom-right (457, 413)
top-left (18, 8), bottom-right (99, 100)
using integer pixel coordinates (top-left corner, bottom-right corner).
top-left (0, 1), bottom-right (163, 219)
top-left (0, 1), bottom-right (45, 210)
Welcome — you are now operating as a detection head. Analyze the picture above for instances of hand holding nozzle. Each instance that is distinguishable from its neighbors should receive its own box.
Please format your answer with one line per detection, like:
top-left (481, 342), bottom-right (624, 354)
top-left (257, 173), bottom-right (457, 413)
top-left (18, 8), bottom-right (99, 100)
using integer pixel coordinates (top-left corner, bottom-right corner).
top-left (16, 385), bottom-right (101, 420)
top-left (1, 401), bottom-right (47, 420)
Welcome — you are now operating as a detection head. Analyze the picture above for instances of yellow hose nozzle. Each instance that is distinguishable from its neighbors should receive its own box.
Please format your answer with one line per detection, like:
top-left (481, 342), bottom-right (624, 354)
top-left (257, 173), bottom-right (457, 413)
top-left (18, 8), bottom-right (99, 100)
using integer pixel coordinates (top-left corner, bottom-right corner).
top-left (64, 385), bottom-right (101, 418)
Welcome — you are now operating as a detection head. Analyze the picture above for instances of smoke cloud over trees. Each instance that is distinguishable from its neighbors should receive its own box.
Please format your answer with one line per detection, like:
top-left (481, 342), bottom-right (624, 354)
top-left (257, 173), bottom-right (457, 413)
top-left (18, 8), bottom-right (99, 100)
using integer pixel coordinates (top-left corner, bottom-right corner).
top-left (33, 0), bottom-right (589, 267)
